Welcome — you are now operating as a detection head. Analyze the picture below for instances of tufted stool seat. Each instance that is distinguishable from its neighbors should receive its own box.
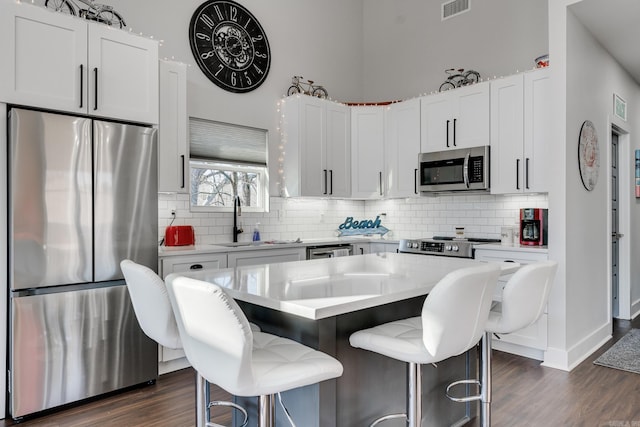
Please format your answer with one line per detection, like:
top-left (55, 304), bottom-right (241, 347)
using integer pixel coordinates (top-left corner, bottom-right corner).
top-left (350, 263), bottom-right (501, 427)
top-left (465, 260), bottom-right (558, 427)
top-left (121, 260), bottom-right (256, 427)
top-left (166, 274), bottom-right (344, 427)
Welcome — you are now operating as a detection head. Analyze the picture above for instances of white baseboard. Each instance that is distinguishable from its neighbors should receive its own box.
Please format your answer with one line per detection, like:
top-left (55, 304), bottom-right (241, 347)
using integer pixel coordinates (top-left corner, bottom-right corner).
top-left (543, 321), bottom-right (611, 371)
top-left (492, 340), bottom-right (544, 361)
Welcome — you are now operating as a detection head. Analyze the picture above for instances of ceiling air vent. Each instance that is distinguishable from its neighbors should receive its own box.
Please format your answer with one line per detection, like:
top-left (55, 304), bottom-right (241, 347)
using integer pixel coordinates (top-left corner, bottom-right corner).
top-left (441, 0), bottom-right (470, 21)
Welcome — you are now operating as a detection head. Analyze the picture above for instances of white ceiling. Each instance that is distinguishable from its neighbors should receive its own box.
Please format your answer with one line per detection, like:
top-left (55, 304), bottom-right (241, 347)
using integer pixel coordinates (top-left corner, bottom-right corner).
top-left (570, 0), bottom-right (640, 84)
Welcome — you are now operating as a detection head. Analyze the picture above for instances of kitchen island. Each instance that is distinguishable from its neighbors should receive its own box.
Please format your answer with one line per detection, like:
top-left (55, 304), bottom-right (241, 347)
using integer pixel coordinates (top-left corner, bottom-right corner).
top-left (177, 253), bottom-right (518, 427)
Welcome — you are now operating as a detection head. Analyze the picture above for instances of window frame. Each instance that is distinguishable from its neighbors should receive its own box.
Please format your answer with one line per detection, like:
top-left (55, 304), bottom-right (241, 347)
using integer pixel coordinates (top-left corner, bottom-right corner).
top-left (189, 160), bottom-right (269, 213)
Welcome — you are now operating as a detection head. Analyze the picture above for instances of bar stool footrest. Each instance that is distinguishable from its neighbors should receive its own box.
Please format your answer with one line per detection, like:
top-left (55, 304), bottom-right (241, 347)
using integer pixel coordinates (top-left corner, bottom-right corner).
top-left (446, 379), bottom-right (482, 403)
top-left (370, 413), bottom-right (407, 427)
top-left (209, 400), bottom-right (249, 427)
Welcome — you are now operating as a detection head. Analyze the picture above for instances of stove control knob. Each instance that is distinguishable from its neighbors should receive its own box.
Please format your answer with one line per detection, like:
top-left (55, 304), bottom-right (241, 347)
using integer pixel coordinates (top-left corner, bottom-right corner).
top-left (445, 244), bottom-right (452, 251)
top-left (451, 245), bottom-right (459, 252)
top-left (411, 242), bottom-right (418, 249)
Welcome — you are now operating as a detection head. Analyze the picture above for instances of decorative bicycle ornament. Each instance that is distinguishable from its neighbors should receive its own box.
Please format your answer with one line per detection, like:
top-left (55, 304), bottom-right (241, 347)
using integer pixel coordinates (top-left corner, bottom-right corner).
top-left (439, 68), bottom-right (481, 92)
top-left (45, 0), bottom-right (125, 28)
top-left (287, 76), bottom-right (328, 99)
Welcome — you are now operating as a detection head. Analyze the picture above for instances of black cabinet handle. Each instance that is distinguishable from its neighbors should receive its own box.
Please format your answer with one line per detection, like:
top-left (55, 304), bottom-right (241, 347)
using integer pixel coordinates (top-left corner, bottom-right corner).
top-left (190, 264), bottom-right (203, 270)
top-left (525, 158), bottom-right (530, 189)
top-left (453, 118), bottom-right (457, 146)
top-left (180, 155), bottom-right (185, 189)
top-left (323, 169), bottom-right (328, 195)
top-left (79, 64), bottom-right (84, 109)
top-left (359, 247), bottom-right (364, 255)
top-left (379, 171), bottom-right (383, 196)
top-left (516, 159), bottom-right (520, 190)
top-left (446, 120), bottom-right (450, 147)
top-left (330, 170), bottom-right (334, 195)
top-left (414, 168), bottom-right (418, 194)
top-left (93, 67), bottom-right (98, 111)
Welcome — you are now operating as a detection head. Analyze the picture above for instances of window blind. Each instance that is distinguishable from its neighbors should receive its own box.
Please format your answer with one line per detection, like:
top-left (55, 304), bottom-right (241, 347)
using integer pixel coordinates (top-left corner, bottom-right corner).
top-left (189, 117), bottom-right (267, 166)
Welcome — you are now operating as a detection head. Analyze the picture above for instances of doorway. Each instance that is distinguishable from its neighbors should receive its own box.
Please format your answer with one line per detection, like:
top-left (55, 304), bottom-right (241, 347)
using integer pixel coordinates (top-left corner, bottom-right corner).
top-left (610, 125), bottom-right (631, 319)
top-left (611, 131), bottom-right (619, 318)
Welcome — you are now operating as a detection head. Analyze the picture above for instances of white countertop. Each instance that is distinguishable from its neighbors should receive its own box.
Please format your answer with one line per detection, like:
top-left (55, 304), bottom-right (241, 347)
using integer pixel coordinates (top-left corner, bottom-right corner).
top-left (170, 253), bottom-right (519, 320)
top-left (474, 243), bottom-right (549, 253)
top-left (159, 237), bottom-right (399, 257)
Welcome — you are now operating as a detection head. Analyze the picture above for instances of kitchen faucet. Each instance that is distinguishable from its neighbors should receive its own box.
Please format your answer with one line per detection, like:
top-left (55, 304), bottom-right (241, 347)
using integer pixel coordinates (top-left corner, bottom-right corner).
top-left (233, 195), bottom-right (243, 242)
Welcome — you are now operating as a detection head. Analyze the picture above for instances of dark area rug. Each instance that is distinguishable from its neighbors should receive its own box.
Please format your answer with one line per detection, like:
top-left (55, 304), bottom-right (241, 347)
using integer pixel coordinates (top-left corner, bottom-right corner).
top-left (594, 328), bottom-right (640, 374)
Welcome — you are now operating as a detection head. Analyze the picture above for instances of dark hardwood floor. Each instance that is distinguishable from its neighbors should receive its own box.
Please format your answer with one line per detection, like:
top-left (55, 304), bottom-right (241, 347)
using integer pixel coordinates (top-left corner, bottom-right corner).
top-left (2, 317), bottom-right (640, 427)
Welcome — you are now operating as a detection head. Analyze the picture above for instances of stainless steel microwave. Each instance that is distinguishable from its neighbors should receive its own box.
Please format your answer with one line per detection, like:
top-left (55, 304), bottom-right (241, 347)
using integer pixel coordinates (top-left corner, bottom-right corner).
top-left (418, 145), bottom-right (490, 193)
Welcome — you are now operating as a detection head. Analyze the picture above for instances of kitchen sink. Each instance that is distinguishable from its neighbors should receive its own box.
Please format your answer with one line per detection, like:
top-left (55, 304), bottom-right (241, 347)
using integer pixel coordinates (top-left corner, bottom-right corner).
top-left (212, 242), bottom-right (258, 247)
top-left (211, 239), bottom-right (303, 248)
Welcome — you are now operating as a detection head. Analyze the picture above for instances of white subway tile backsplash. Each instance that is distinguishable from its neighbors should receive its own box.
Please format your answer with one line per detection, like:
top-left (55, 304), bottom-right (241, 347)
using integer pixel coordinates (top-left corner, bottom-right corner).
top-left (158, 193), bottom-right (548, 244)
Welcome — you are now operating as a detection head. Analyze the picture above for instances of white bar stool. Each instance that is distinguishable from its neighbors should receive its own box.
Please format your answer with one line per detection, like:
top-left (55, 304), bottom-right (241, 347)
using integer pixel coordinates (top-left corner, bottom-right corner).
top-left (121, 260), bottom-right (255, 427)
top-left (165, 274), bottom-right (344, 427)
top-left (349, 263), bottom-right (501, 427)
top-left (446, 260), bottom-right (557, 427)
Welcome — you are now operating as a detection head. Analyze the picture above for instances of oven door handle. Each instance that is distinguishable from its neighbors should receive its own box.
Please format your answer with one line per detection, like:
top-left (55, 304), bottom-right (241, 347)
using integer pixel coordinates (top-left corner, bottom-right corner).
top-left (463, 152), bottom-right (470, 188)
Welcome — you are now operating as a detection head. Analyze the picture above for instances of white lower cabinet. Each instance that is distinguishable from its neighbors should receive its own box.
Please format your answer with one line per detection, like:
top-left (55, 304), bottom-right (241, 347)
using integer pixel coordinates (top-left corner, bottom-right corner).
top-left (370, 242), bottom-right (399, 253)
top-left (158, 252), bottom-right (227, 372)
top-left (474, 246), bottom-right (549, 360)
top-left (227, 248), bottom-right (306, 267)
top-left (160, 253), bottom-right (227, 278)
top-left (353, 243), bottom-right (370, 255)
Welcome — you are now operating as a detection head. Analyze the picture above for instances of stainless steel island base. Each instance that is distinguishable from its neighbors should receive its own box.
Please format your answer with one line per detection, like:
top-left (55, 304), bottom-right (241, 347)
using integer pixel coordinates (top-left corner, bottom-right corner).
top-left (236, 296), bottom-right (477, 427)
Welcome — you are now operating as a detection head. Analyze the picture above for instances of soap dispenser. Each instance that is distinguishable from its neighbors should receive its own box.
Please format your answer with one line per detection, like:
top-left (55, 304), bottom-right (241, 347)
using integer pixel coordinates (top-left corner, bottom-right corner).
top-left (252, 222), bottom-right (261, 243)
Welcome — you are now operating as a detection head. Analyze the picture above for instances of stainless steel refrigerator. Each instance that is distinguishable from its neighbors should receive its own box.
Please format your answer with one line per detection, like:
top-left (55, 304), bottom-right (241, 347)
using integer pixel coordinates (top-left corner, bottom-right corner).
top-left (8, 108), bottom-right (158, 419)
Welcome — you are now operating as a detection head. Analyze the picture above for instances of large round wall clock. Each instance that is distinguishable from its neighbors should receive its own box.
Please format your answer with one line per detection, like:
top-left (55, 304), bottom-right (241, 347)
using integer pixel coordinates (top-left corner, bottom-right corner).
top-left (578, 120), bottom-right (599, 191)
top-left (189, 0), bottom-right (271, 93)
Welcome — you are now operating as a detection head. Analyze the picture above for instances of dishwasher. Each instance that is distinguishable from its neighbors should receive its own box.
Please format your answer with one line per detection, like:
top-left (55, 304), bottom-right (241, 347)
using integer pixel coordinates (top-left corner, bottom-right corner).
top-left (306, 244), bottom-right (354, 259)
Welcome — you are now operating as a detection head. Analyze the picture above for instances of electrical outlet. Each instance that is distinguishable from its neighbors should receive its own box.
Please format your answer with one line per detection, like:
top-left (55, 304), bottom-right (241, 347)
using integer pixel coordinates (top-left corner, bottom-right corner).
top-left (171, 209), bottom-right (176, 217)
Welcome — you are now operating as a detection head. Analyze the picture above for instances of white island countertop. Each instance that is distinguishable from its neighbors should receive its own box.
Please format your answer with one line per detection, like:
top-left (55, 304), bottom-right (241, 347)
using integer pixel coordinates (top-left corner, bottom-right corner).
top-left (170, 253), bottom-right (519, 320)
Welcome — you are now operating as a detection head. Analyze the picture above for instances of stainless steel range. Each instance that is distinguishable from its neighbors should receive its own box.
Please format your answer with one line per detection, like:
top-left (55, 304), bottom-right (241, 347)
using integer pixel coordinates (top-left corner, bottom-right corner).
top-left (399, 236), bottom-right (501, 258)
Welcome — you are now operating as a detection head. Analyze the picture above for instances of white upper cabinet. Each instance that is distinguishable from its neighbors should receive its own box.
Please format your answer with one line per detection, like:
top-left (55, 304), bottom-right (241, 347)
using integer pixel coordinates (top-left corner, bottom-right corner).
top-left (491, 68), bottom-right (550, 194)
top-left (0, 2), bottom-right (158, 124)
top-left (523, 68), bottom-right (551, 193)
top-left (385, 99), bottom-right (421, 198)
top-left (0, 2), bottom-right (87, 113)
top-left (420, 82), bottom-right (490, 152)
top-left (87, 25), bottom-right (159, 124)
top-left (351, 106), bottom-right (384, 199)
top-left (281, 95), bottom-right (351, 197)
top-left (158, 60), bottom-right (188, 193)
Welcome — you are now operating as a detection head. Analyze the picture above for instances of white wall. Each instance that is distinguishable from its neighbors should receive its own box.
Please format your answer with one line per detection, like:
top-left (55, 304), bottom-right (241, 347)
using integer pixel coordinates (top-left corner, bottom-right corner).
top-left (544, 0), bottom-right (640, 370)
top-left (566, 8), bottom-right (640, 322)
top-left (361, 0), bottom-right (549, 100)
top-left (105, 0), bottom-right (365, 195)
